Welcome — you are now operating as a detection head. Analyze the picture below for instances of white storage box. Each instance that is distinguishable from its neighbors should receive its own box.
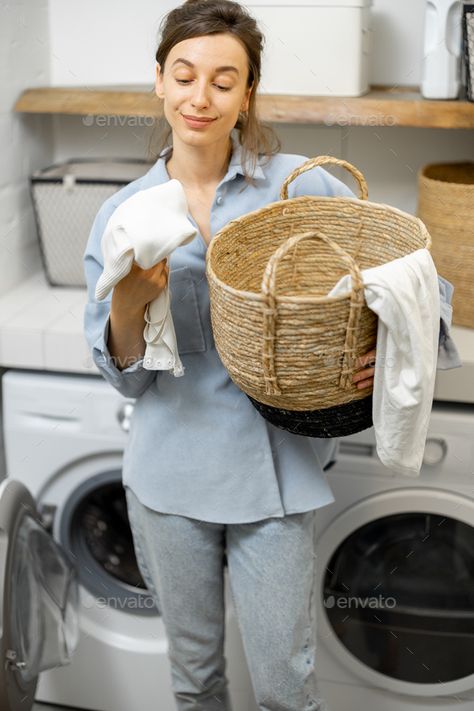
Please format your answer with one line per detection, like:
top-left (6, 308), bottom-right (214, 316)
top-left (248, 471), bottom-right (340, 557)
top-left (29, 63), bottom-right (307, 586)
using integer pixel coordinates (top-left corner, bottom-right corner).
top-left (246, 0), bottom-right (373, 96)
top-left (31, 159), bottom-right (153, 287)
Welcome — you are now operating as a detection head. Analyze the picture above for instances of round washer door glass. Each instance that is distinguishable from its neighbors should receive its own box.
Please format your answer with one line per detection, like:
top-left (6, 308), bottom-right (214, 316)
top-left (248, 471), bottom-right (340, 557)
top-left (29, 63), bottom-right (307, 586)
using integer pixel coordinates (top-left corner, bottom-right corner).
top-left (323, 512), bottom-right (474, 684)
top-left (57, 471), bottom-right (158, 615)
top-left (11, 514), bottom-right (79, 681)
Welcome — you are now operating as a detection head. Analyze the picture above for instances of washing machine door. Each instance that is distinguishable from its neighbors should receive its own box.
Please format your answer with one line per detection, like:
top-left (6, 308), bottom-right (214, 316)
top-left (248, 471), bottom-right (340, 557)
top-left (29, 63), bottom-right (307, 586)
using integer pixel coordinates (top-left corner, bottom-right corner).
top-left (0, 478), bottom-right (79, 711)
top-left (317, 487), bottom-right (474, 698)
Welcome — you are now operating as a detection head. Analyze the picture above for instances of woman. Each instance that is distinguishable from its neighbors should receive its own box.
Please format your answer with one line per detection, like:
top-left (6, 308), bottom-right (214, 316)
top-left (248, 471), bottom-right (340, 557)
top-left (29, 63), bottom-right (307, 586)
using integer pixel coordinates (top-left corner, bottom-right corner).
top-left (83, 1), bottom-right (376, 709)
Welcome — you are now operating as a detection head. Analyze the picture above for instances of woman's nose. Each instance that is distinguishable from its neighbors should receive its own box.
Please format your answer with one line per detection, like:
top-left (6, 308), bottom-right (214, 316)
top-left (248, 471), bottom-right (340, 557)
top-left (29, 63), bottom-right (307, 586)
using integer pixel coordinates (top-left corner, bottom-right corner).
top-left (191, 82), bottom-right (210, 108)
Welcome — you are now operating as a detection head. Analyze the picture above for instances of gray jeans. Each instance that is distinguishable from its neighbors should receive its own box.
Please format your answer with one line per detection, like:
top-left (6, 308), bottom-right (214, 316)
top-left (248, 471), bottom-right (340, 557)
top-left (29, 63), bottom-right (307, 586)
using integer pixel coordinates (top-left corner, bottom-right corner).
top-left (125, 486), bottom-right (328, 711)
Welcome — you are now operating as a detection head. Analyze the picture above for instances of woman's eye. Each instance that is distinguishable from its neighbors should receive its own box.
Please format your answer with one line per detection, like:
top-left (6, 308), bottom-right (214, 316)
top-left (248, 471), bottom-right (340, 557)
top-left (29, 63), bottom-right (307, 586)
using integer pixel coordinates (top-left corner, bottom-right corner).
top-left (176, 79), bottom-right (232, 91)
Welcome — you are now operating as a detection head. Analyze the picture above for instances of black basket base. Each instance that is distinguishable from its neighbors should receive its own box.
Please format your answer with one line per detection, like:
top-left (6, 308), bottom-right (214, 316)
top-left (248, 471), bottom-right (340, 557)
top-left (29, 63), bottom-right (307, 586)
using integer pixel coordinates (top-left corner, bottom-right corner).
top-left (247, 394), bottom-right (373, 438)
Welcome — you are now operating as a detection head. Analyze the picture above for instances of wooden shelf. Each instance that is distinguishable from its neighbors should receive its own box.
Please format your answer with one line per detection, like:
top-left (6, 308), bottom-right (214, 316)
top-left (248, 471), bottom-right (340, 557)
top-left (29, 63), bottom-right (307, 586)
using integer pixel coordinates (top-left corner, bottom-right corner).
top-left (14, 84), bottom-right (474, 129)
top-left (15, 85), bottom-right (159, 118)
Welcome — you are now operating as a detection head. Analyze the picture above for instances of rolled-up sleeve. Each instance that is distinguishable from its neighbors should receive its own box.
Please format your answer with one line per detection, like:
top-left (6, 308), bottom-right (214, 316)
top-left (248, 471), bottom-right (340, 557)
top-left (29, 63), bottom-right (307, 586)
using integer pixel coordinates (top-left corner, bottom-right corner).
top-left (83, 194), bottom-right (156, 398)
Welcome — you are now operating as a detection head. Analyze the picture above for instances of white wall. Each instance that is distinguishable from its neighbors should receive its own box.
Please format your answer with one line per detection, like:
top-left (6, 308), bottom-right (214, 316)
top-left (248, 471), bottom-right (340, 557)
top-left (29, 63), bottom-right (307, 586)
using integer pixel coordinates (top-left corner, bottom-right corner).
top-left (0, 0), bottom-right (53, 296)
top-left (48, 0), bottom-right (176, 86)
top-left (370, 0), bottom-right (425, 87)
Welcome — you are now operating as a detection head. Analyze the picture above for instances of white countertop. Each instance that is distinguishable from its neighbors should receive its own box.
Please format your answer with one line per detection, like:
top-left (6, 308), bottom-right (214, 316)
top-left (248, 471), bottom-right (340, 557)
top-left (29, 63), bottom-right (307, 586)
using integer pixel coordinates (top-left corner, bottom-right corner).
top-left (0, 271), bottom-right (97, 375)
top-left (0, 271), bottom-right (473, 403)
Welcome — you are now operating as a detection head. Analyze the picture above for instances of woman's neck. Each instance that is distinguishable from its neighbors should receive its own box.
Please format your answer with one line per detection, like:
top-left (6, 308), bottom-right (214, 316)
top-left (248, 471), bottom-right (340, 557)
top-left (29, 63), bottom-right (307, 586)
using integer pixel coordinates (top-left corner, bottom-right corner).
top-left (165, 135), bottom-right (233, 190)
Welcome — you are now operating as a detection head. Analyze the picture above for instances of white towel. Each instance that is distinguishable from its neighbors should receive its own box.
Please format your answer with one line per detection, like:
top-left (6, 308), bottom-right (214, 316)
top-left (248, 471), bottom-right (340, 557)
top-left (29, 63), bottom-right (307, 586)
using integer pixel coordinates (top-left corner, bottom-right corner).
top-left (328, 248), bottom-right (440, 477)
top-left (95, 179), bottom-right (197, 376)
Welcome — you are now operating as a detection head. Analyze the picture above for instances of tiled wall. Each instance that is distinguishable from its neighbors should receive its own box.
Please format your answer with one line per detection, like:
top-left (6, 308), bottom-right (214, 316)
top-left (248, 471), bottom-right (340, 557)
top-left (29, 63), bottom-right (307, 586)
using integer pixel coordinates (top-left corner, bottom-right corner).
top-left (0, 0), bottom-right (53, 298)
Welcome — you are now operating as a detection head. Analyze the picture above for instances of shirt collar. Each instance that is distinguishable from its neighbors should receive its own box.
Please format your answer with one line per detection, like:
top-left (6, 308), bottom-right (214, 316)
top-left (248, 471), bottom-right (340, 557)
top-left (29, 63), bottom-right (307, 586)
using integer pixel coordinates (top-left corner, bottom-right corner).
top-left (148, 128), bottom-right (266, 186)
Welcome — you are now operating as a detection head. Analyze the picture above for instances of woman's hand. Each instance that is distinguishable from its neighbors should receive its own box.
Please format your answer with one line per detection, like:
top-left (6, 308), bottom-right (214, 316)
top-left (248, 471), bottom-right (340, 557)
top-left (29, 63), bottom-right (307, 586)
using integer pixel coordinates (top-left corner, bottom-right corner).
top-left (352, 348), bottom-right (376, 390)
top-left (107, 258), bottom-right (170, 371)
top-left (112, 258), bottom-right (169, 315)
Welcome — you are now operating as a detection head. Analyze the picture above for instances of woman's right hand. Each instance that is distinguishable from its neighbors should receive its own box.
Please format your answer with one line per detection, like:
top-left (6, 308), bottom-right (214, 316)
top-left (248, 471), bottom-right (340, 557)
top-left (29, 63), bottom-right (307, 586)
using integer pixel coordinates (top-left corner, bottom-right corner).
top-left (111, 258), bottom-right (170, 315)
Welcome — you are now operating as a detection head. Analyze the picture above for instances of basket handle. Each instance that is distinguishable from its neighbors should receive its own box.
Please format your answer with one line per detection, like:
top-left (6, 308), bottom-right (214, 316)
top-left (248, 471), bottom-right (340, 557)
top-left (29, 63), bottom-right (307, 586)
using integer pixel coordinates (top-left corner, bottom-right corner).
top-left (260, 230), bottom-right (366, 397)
top-left (279, 156), bottom-right (369, 201)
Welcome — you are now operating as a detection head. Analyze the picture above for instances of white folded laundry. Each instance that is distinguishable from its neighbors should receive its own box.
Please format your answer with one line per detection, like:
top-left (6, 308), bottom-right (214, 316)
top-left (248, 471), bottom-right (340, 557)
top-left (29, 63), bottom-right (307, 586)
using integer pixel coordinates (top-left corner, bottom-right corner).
top-left (328, 248), bottom-right (440, 477)
top-left (95, 179), bottom-right (197, 376)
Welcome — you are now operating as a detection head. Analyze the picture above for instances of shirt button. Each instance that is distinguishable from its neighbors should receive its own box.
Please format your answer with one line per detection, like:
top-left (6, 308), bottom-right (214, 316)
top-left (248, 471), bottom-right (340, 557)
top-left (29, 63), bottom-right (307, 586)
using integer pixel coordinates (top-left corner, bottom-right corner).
top-left (216, 196), bottom-right (223, 205)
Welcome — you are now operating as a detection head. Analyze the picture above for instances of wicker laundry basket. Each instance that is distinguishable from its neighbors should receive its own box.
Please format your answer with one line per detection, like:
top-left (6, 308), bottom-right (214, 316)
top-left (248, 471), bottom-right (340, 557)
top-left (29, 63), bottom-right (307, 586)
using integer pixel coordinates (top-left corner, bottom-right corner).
top-left (206, 156), bottom-right (432, 438)
top-left (417, 162), bottom-right (474, 328)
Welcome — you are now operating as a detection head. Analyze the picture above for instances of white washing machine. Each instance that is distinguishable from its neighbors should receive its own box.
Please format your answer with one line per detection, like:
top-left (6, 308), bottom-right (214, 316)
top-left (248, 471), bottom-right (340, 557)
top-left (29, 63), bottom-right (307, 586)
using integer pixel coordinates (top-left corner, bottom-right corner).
top-left (314, 401), bottom-right (474, 711)
top-left (0, 369), bottom-right (258, 711)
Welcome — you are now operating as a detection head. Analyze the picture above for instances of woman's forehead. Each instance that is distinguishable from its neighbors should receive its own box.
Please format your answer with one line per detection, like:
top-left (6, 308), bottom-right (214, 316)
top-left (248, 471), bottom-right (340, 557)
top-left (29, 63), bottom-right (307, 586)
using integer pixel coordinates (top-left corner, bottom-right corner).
top-left (167, 34), bottom-right (248, 72)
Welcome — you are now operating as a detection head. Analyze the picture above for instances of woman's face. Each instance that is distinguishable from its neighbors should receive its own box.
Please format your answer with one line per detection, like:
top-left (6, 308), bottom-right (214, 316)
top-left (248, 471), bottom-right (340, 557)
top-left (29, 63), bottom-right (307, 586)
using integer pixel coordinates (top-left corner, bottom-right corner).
top-left (155, 33), bottom-right (253, 148)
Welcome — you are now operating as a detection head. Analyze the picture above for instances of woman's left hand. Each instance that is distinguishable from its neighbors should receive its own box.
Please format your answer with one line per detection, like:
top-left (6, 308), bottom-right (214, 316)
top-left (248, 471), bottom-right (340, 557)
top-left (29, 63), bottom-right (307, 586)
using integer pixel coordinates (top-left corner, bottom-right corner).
top-left (352, 348), bottom-right (376, 390)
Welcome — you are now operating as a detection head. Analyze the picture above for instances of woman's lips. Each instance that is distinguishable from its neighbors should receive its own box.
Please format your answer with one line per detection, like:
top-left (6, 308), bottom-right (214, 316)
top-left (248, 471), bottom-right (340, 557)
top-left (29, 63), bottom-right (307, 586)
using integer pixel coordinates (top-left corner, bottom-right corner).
top-left (182, 115), bottom-right (216, 128)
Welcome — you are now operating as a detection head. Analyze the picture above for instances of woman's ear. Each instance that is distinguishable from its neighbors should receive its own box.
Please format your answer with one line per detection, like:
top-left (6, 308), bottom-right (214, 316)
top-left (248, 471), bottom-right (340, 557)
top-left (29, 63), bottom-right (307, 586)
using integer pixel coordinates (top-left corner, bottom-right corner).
top-left (155, 62), bottom-right (164, 99)
top-left (241, 83), bottom-right (254, 112)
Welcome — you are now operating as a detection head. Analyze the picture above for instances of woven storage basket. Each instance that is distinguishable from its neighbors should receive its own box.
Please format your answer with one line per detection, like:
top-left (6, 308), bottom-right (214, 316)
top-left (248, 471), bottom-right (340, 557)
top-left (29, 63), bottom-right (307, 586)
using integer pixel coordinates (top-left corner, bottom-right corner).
top-left (417, 162), bottom-right (474, 328)
top-left (31, 159), bottom-right (152, 287)
top-left (206, 156), bottom-right (431, 438)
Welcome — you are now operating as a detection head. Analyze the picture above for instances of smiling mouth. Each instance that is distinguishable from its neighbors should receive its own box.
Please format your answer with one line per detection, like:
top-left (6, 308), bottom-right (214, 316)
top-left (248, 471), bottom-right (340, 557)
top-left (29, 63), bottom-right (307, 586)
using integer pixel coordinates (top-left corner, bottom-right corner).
top-left (182, 115), bottom-right (216, 122)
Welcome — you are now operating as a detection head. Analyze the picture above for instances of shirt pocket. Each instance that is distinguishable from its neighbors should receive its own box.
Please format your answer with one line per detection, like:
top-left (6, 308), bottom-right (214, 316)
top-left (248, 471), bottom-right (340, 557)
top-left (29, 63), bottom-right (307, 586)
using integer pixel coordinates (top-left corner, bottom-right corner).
top-left (169, 266), bottom-right (206, 354)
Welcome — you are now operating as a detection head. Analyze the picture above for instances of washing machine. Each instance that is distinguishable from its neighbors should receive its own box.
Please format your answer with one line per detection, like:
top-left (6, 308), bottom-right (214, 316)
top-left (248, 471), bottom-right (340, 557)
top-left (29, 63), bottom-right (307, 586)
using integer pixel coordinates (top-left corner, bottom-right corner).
top-left (314, 400), bottom-right (474, 711)
top-left (0, 369), bottom-right (258, 711)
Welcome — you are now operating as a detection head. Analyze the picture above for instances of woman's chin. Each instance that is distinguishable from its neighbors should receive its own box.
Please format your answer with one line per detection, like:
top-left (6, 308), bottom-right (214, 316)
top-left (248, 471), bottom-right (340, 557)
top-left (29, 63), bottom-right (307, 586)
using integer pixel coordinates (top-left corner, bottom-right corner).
top-left (174, 128), bottom-right (226, 148)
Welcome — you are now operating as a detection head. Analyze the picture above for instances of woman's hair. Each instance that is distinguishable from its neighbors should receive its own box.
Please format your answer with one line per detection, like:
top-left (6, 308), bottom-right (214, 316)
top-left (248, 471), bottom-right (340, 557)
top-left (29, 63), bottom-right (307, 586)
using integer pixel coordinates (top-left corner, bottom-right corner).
top-left (151, 0), bottom-right (281, 182)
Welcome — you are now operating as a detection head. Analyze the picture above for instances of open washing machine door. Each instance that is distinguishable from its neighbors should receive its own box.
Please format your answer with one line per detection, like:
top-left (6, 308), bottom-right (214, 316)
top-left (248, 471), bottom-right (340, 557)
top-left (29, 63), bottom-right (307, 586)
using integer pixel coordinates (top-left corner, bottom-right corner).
top-left (0, 478), bottom-right (79, 711)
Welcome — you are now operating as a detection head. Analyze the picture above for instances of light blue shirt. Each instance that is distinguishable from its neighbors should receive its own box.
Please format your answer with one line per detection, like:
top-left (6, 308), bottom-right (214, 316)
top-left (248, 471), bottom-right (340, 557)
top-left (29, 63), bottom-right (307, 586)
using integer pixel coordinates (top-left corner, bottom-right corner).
top-left (83, 129), bottom-right (459, 524)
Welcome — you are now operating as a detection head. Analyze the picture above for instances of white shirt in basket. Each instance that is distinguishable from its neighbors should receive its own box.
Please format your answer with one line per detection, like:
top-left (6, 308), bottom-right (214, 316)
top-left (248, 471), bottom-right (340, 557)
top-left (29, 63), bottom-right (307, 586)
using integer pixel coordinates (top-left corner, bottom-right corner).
top-left (328, 248), bottom-right (440, 477)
